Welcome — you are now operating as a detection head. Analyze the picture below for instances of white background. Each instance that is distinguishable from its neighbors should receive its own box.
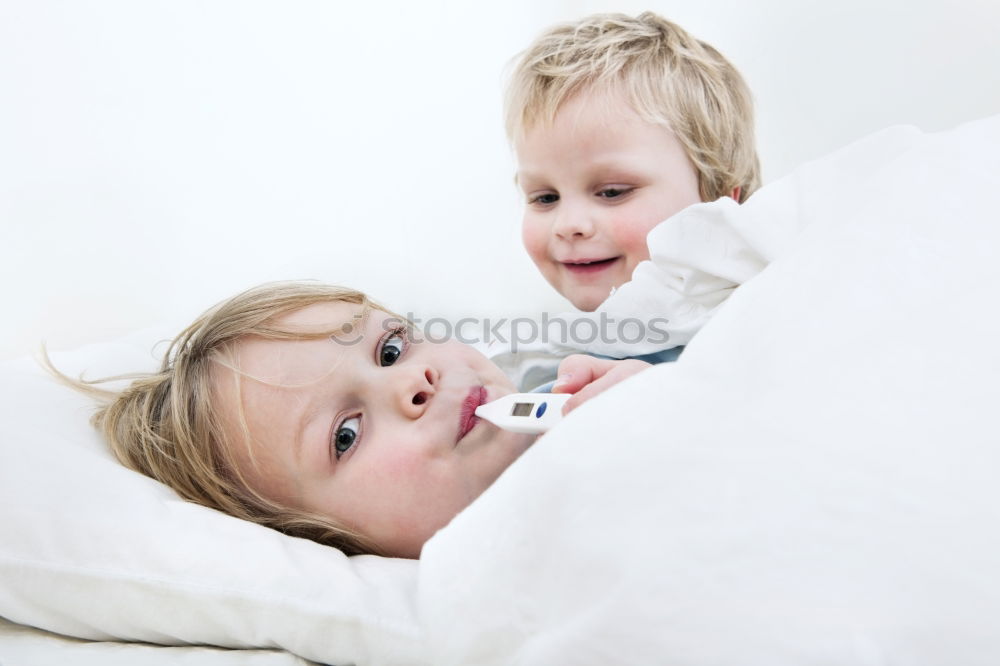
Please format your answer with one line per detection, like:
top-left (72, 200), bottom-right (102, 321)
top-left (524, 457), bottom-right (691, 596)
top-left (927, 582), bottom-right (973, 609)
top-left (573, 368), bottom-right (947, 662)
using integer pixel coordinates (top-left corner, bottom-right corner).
top-left (2, 0), bottom-right (999, 360)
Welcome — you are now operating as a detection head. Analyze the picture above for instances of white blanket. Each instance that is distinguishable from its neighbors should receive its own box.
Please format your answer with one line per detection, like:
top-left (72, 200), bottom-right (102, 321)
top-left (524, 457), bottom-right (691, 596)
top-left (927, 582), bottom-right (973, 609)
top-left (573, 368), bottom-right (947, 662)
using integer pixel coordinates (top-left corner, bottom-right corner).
top-left (418, 115), bottom-right (1000, 665)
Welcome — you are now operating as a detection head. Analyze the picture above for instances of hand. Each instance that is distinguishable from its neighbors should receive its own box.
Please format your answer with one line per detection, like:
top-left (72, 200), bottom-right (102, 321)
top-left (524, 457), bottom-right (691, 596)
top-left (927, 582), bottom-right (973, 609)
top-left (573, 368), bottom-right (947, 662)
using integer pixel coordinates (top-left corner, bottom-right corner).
top-left (551, 355), bottom-right (652, 414)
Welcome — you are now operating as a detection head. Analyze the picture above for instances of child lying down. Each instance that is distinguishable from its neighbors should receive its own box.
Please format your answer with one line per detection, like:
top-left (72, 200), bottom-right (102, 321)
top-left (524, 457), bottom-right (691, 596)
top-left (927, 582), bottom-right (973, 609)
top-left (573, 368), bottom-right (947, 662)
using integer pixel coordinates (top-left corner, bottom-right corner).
top-left (53, 281), bottom-right (649, 559)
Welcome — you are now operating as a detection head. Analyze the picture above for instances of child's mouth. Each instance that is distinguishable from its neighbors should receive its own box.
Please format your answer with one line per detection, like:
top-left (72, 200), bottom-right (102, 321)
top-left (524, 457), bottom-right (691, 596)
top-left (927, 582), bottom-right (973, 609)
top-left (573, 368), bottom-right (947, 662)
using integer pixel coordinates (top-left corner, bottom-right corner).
top-left (458, 386), bottom-right (487, 442)
top-left (562, 257), bottom-right (620, 275)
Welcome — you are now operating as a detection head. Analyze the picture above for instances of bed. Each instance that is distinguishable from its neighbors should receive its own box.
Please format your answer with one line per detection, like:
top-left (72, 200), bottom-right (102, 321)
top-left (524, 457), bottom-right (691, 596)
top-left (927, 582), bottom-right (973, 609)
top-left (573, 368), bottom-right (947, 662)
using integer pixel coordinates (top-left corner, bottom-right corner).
top-left (2, 115), bottom-right (999, 665)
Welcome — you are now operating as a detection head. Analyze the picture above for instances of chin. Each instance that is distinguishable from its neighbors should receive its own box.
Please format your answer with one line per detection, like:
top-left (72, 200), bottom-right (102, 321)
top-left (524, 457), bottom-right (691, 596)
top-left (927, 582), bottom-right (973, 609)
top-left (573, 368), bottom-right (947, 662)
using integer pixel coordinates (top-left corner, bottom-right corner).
top-left (550, 276), bottom-right (611, 312)
top-left (567, 291), bottom-right (604, 312)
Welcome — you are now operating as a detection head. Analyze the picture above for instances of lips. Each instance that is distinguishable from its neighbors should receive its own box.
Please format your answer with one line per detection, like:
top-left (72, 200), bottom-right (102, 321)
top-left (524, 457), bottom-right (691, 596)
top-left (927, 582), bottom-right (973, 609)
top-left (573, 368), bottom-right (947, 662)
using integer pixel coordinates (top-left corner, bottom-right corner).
top-left (458, 386), bottom-right (487, 441)
top-left (561, 256), bottom-right (621, 275)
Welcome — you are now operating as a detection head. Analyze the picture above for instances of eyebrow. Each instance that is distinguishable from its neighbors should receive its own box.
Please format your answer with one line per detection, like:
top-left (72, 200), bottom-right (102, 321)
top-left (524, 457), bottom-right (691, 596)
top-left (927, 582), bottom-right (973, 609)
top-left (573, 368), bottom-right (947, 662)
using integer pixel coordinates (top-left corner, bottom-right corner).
top-left (514, 169), bottom-right (544, 191)
top-left (329, 306), bottom-right (372, 345)
top-left (292, 396), bottom-right (313, 470)
top-left (516, 156), bottom-right (640, 183)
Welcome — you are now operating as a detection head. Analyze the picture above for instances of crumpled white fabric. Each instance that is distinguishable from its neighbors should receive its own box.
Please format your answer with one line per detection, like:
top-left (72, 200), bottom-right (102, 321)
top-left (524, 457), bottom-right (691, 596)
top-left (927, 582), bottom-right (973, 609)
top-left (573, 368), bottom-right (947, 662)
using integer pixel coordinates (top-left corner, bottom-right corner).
top-left (419, 114), bottom-right (1000, 666)
top-left (566, 120), bottom-right (925, 357)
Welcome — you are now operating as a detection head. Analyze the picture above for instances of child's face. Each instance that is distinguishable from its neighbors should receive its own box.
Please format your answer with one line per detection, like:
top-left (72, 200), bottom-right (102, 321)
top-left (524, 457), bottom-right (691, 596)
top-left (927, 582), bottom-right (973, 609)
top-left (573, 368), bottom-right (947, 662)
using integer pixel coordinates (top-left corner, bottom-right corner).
top-left (212, 301), bottom-right (534, 559)
top-left (516, 90), bottom-right (702, 311)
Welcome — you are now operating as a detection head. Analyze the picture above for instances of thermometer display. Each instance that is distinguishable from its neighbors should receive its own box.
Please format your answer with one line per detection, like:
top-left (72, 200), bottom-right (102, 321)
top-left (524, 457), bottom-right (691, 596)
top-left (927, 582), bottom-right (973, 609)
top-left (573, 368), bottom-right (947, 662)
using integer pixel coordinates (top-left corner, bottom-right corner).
top-left (475, 393), bottom-right (570, 434)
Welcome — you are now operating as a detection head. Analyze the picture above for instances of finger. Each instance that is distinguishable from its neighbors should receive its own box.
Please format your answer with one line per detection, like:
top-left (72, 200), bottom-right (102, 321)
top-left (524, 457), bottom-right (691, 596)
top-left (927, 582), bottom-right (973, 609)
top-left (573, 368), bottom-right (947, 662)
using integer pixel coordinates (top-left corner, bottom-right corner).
top-left (562, 366), bottom-right (627, 412)
top-left (552, 355), bottom-right (611, 394)
top-left (562, 372), bottom-right (615, 413)
top-left (562, 361), bottom-right (650, 413)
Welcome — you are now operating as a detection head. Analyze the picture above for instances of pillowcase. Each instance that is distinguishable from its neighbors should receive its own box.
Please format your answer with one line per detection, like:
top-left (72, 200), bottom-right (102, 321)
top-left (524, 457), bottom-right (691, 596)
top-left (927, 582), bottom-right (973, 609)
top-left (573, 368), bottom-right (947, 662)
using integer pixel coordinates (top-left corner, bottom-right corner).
top-left (0, 614), bottom-right (315, 665)
top-left (0, 327), bottom-right (425, 666)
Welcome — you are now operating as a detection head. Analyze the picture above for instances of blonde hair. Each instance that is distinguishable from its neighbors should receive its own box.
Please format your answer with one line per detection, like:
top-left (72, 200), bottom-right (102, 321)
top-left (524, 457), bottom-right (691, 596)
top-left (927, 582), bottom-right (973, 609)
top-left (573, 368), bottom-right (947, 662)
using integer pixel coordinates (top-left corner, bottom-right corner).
top-left (505, 11), bottom-right (761, 202)
top-left (45, 281), bottom-right (398, 556)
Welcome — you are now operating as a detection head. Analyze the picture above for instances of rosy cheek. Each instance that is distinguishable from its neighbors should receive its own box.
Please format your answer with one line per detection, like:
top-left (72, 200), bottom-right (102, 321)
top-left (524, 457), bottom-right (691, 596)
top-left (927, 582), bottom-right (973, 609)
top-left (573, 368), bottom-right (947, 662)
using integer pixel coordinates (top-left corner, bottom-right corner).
top-left (372, 446), bottom-right (429, 485)
top-left (521, 217), bottom-right (548, 263)
top-left (612, 221), bottom-right (654, 264)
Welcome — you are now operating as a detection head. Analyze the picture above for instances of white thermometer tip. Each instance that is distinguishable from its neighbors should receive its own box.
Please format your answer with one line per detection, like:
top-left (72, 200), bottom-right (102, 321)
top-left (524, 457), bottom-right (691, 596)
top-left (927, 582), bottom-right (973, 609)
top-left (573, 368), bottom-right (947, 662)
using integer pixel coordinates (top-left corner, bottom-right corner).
top-left (475, 392), bottom-right (570, 434)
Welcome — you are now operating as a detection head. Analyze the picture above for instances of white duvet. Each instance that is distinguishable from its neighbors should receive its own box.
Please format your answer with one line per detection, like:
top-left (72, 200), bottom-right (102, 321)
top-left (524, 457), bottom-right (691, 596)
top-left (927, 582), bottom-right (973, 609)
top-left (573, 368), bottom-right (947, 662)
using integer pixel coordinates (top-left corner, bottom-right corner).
top-left (418, 115), bottom-right (1000, 665)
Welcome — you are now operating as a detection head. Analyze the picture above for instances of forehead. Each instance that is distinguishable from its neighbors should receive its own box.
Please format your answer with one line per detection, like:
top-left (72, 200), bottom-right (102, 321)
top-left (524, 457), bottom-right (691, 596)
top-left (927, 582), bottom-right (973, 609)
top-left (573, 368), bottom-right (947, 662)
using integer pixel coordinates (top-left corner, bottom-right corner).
top-left (515, 89), bottom-right (673, 169)
top-left (274, 300), bottom-right (366, 334)
top-left (231, 301), bottom-right (366, 383)
top-left (208, 301), bottom-right (380, 497)
top-left (525, 88), bottom-right (645, 139)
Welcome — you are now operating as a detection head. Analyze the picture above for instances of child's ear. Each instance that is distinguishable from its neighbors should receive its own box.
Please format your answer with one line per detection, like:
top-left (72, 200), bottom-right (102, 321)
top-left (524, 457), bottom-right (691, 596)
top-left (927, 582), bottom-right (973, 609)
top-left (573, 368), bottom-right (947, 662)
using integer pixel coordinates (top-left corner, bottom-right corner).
top-left (730, 186), bottom-right (742, 202)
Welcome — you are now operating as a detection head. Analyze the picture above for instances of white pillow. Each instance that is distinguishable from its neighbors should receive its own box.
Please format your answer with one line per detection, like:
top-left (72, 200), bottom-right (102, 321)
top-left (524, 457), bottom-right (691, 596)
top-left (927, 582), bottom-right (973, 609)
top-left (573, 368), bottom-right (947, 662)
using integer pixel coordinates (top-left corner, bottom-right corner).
top-left (0, 614), bottom-right (316, 665)
top-left (0, 328), bottom-right (425, 665)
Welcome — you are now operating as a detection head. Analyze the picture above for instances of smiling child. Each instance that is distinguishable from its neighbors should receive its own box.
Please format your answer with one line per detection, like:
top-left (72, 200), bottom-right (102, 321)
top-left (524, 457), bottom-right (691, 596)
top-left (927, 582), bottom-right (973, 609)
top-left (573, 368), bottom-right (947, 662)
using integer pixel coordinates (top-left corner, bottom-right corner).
top-left (506, 12), bottom-right (760, 311)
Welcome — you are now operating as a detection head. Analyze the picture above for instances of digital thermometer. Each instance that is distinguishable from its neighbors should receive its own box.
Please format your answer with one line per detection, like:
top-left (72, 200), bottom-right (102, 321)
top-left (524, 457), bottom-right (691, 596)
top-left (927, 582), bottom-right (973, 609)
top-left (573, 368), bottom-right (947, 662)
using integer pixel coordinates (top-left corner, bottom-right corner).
top-left (474, 392), bottom-right (570, 434)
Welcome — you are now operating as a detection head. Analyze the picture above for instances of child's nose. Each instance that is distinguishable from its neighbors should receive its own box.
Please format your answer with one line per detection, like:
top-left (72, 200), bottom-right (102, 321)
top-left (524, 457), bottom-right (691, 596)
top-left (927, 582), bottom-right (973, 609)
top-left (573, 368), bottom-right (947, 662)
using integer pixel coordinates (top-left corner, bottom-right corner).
top-left (552, 198), bottom-right (596, 240)
top-left (395, 365), bottom-right (438, 419)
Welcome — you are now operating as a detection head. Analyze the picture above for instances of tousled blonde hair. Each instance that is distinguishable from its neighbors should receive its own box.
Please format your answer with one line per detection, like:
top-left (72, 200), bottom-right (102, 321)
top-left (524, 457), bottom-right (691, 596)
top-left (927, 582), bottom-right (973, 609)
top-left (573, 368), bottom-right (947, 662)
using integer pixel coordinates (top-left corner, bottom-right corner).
top-left (505, 11), bottom-right (761, 202)
top-left (46, 281), bottom-right (399, 556)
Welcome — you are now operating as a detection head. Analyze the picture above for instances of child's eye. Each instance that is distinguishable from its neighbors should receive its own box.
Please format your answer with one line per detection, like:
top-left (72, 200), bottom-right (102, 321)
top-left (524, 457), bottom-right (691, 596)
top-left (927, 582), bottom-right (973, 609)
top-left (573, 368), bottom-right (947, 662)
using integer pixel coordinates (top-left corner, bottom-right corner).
top-left (597, 187), bottom-right (631, 199)
top-left (379, 328), bottom-right (407, 367)
top-left (333, 416), bottom-right (360, 459)
top-left (528, 192), bottom-right (559, 206)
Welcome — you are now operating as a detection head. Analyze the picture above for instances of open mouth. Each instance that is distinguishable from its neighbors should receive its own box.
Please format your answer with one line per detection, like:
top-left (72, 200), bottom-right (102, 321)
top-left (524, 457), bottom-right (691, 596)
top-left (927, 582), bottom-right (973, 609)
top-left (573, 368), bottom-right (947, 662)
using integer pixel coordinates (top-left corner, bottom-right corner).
top-left (458, 386), bottom-right (487, 441)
